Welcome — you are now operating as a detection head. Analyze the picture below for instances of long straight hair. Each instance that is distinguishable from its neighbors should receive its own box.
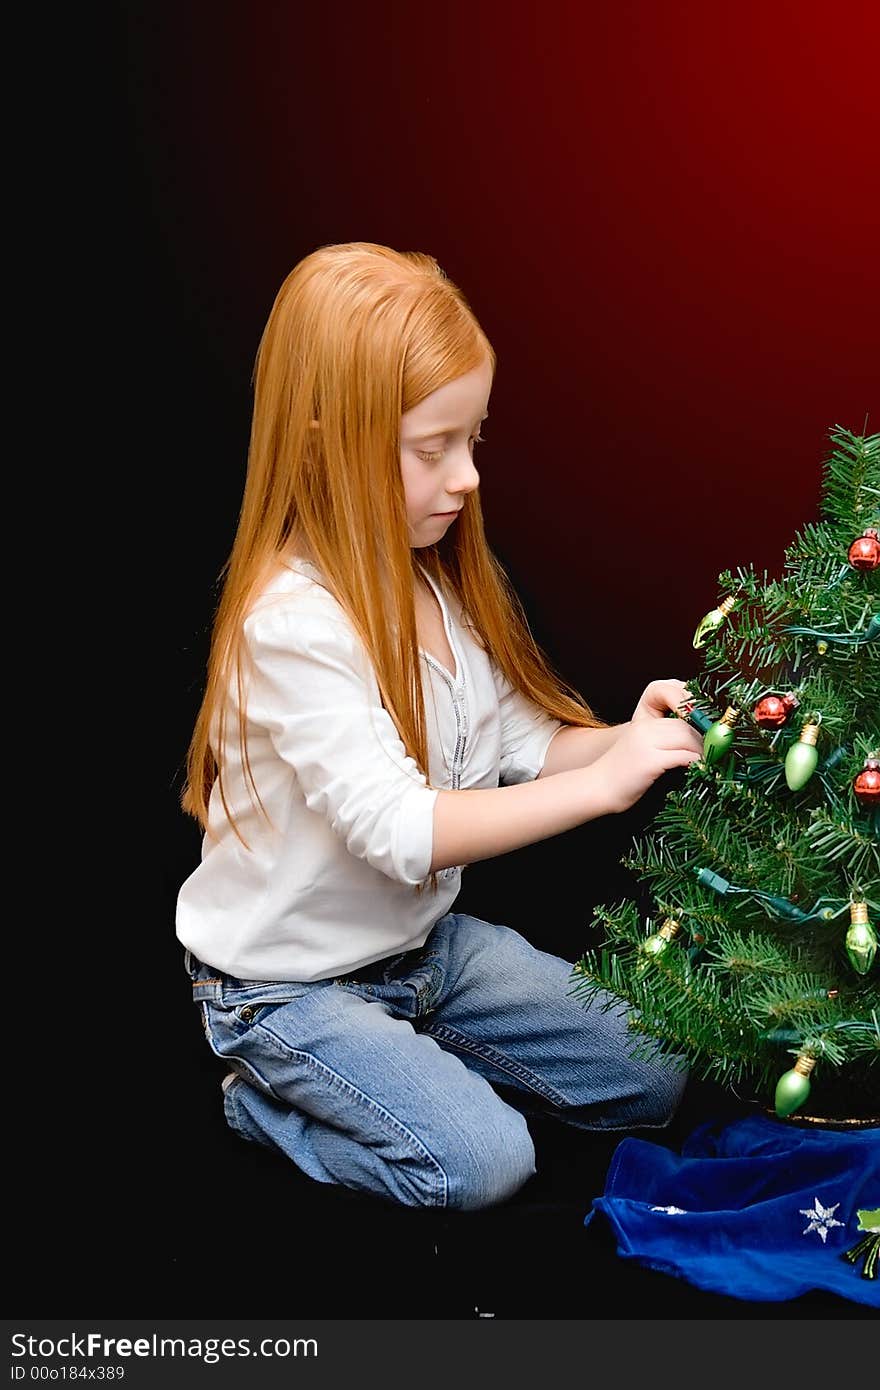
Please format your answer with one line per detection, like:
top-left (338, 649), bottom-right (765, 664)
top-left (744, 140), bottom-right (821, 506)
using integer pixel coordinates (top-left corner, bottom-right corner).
top-left (181, 242), bottom-right (611, 894)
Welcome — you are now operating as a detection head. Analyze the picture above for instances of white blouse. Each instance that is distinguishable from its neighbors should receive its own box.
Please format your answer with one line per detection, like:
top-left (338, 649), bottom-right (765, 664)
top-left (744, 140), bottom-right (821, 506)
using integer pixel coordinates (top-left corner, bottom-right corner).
top-left (176, 555), bottom-right (564, 981)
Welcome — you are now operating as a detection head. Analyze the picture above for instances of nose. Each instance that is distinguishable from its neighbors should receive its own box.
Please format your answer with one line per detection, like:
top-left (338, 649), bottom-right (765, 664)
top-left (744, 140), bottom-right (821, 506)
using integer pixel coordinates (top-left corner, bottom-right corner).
top-left (449, 447), bottom-right (480, 498)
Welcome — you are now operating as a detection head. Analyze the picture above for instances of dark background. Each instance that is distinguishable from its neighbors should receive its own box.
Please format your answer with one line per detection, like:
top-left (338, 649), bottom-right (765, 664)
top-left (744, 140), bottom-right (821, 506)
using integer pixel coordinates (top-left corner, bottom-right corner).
top-left (36, 1), bottom-right (879, 1322)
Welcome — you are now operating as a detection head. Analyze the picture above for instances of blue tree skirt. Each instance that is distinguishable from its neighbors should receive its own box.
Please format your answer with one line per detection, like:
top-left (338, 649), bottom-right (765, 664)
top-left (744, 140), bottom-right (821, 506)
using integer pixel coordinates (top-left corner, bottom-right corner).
top-left (585, 1114), bottom-right (879, 1306)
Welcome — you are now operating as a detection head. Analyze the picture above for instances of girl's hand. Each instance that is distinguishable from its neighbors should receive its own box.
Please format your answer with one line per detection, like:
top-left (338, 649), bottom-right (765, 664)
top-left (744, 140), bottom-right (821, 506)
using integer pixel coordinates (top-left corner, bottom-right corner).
top-left (593, 684), bottom-right (704, 814)
top-left (631, 678), bottom-right (696, 723)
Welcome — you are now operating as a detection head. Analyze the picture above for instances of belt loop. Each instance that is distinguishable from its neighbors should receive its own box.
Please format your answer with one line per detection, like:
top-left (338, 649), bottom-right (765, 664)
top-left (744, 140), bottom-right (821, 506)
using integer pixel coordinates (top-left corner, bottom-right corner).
top-left (191, 976), bottom-right (224, 1002)
top-left (185, 949), bottom-right (225, 1001)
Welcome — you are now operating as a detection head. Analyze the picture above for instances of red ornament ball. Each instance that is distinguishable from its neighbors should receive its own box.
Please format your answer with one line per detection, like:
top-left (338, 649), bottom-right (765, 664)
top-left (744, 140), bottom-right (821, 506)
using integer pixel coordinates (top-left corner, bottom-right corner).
top-left (754, 693), bottom-right (798, 729)
top-left (847, 528), bottom-right (880, 571)
top-left (853, 759), bottom-right (880, 806)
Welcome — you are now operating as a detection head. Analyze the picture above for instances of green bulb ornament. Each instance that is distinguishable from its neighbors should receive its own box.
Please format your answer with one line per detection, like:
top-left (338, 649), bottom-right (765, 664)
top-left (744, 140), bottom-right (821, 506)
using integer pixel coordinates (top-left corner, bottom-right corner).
top-left (784, 717), bottom-right (821, 790)
top-left (692, 593), bottom-right (739, 649)
top-left (845, 903), bottom-right (877, 975)
top-left (774, 1054), bottom-right (816, 1118)
top-left (636, 917), bottom-right (682, 975)
top-left (703, 707), bottom-right (740, 767)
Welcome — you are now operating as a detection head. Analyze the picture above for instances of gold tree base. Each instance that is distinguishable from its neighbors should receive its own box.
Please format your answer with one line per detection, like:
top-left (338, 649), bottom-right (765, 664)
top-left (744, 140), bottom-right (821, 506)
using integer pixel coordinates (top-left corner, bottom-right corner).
top-left (761, 1107), bottom-right (880, 1131)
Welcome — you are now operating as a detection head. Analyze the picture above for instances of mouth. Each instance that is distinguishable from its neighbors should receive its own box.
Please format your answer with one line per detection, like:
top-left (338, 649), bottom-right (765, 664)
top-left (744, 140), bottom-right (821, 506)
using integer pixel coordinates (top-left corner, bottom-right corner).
top-left (433, 509), bottom-right (462, 517)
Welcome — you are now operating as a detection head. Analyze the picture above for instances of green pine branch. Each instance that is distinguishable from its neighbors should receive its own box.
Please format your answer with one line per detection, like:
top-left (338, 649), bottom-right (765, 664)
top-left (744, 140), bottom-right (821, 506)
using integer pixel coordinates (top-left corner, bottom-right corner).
top-left (574, 425), bottom-right (880, 1119)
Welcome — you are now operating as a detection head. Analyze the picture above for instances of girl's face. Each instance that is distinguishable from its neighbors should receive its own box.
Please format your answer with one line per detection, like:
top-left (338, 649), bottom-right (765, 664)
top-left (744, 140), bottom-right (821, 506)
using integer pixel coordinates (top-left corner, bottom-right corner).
top-left (399, 357), bottom-right (492, 548)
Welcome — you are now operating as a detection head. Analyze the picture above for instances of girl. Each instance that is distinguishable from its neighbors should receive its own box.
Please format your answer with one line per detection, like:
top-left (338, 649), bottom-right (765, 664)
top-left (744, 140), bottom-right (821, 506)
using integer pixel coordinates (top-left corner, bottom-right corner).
top-left (178, 241), bottom-right (705, 1211)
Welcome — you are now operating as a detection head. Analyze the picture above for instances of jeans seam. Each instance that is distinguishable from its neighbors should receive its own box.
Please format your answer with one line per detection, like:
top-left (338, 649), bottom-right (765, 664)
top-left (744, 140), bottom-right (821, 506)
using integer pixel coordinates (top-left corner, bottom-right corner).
top-left (420, 1022), bottom-right (570, 1108)
top-left (205, 1008), bottom-right (450, 1206)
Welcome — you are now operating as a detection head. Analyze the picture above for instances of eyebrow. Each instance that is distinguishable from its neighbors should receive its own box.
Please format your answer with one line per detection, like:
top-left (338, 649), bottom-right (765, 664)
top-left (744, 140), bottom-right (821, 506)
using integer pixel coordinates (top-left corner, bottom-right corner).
top-left (406, 412), bottom-right (489, 442)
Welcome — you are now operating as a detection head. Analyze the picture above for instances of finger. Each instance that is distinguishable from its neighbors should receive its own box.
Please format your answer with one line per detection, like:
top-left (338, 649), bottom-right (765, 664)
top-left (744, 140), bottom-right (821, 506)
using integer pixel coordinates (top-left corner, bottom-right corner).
top-left (658, 686), bottom-right (692, 706)
top-left (670, 679), bottom-right (696, 712)
top-left (653, 679), bottom-right (686, 703)
top-left (656, 718), bottom-right (701, 746)
top-left (656, 680), bottom-right (696, 716)
top-left (674, 755), bottom-right (704, 773)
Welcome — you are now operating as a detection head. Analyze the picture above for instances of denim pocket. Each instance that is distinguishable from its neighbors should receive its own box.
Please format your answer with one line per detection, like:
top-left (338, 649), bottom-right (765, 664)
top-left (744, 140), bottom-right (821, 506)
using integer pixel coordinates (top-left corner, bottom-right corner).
top-left (329, 954), bottom-right (442, 1020)
top-left (218, 980), bottom-right (312, 1027)
top-left (232, 999), bottom-right (282, 1025)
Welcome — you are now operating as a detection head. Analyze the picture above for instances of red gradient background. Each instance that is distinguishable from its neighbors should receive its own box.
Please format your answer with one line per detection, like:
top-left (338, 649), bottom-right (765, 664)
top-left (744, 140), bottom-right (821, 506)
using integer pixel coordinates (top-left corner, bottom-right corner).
top-left (130, 0), bottom-right (879, 759)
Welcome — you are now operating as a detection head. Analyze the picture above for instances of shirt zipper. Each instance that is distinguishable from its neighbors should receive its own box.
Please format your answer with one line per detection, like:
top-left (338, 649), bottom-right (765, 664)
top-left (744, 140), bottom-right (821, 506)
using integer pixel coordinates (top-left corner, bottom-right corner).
top-left (422, 656), bottom-right (467, 881)
top-left (418, 567), bottom-right (469, 790)
top-left (419, 574), bottom-right (468, 881)
top-left (421, 654), bottom-right (468, 788)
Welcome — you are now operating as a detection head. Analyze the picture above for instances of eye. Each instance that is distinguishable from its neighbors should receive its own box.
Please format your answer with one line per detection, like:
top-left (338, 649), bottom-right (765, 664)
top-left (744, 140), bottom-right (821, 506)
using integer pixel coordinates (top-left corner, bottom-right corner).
top-left (415, 433), bottom-right (487, 464)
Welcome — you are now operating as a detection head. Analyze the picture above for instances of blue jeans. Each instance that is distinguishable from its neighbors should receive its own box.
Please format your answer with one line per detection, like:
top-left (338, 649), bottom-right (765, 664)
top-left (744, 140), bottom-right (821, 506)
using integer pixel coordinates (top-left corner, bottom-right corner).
top-left (185, 912), bottom-right (688, 1210)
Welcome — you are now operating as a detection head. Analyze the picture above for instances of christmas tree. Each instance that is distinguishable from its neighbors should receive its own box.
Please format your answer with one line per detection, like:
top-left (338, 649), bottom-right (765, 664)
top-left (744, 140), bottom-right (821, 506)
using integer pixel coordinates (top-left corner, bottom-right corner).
top-left (571, 425), bottom-right (879, 1122)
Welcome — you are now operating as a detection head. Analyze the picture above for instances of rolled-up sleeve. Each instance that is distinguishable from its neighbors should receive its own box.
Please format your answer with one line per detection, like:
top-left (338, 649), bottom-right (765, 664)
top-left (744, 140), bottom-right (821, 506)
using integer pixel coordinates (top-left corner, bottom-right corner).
top-left (491, 662), bottom-right (565, 785)
top-left (243, 604), bottom-right (439, 886)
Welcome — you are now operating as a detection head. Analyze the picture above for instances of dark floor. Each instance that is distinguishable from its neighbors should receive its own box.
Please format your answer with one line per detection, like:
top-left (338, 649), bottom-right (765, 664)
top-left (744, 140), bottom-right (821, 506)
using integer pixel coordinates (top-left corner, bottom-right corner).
top-left (15, 1052), bottom-right (874, 1319)
top-left (22, 833), bottom-right (869, 1321)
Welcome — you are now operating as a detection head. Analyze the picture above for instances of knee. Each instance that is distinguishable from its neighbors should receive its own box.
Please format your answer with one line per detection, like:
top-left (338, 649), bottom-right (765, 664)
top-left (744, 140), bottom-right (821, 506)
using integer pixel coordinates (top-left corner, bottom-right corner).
top-left (632, 1057), bottom-right (689, 1128)
top-left (443, 1109), bottom-right (537, 1212)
